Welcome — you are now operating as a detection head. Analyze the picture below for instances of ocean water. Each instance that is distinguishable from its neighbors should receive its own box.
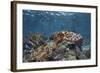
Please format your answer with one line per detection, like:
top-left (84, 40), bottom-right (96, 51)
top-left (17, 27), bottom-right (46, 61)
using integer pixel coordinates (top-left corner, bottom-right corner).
top-left (23, 10), bottom-right (91, 48)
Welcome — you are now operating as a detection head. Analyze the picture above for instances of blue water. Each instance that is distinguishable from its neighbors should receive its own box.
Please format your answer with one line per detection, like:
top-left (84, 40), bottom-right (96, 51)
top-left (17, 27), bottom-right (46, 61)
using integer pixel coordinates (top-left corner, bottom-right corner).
top-left (23, 10), bottom-right (91, 46)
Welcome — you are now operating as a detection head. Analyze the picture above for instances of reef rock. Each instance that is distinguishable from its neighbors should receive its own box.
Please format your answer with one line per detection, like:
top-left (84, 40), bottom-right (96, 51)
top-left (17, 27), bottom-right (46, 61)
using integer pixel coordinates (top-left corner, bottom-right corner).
top-left (23, 31), bottom-right (86, 62)
top-left (28, 32), bottom-right (47, 47)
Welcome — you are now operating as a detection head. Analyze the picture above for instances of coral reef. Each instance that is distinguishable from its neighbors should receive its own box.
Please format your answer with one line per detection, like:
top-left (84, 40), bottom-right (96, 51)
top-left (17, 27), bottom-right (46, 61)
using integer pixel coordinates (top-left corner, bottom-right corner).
top-left (23, 31), bottom-right (90, 62)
